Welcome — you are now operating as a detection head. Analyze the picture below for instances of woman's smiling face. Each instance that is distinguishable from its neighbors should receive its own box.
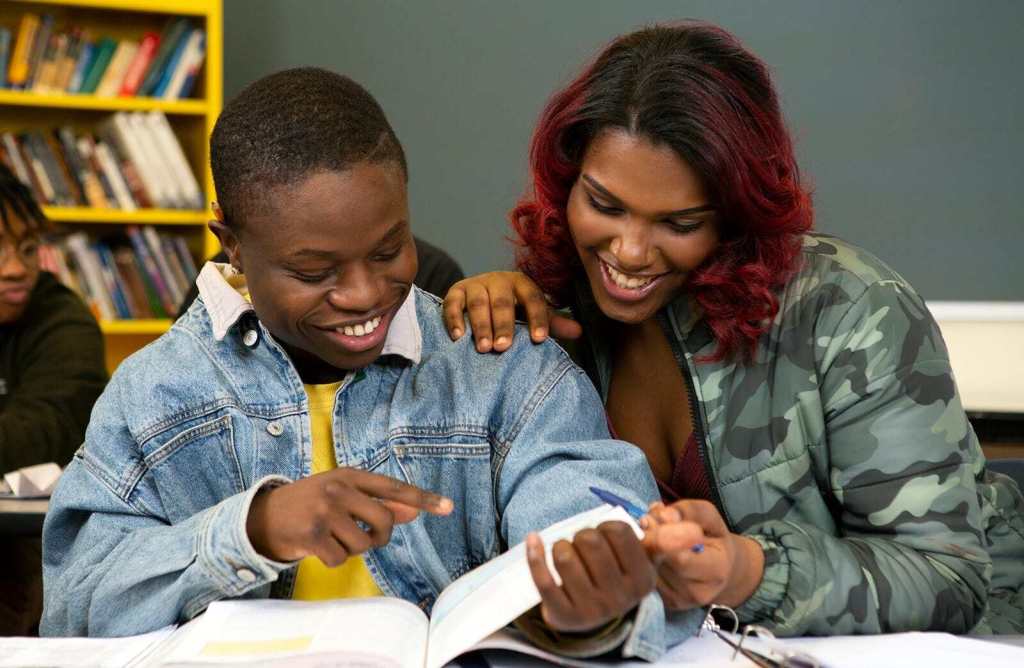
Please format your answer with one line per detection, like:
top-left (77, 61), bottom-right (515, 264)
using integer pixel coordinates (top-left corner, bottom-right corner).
top-left (566, 129), bottom-right (721, 324)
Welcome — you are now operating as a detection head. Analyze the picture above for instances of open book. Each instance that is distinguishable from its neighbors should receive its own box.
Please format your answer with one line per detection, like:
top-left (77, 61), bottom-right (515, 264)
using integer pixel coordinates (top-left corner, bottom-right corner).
top-left (157, 503), bottom-right (638, 667)
top-left (0, 503), bottom-right (636, 668)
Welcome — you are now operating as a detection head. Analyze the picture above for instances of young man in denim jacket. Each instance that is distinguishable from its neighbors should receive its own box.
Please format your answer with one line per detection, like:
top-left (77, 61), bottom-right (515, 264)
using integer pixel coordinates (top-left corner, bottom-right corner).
top-left (41, 69), bottom-right (697, 660)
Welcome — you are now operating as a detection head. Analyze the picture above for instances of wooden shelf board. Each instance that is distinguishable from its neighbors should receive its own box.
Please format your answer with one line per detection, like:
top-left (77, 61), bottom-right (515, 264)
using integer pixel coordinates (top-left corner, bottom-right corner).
top-left (0, 90), bottom-right (208, 115)
top-left (43, 206), bottom-right (208, 225)
top-left (99, 318), bottom-right (171, 334)
top-left (12, 0), bottom-right (215, 17)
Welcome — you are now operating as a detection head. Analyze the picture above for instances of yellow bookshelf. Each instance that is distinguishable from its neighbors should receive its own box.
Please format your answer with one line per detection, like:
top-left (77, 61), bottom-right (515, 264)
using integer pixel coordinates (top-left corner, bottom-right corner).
top-left (0, 89), bottom-right (208, 114)
top-left (43, 205), bottom-right (208, 225)
top-left (2, 0), bottom-right (223, 372)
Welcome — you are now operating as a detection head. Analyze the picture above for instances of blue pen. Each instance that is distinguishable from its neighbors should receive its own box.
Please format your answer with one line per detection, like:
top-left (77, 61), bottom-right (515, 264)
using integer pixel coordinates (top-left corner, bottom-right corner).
top-left (589, 486), bottom-right (704, 554)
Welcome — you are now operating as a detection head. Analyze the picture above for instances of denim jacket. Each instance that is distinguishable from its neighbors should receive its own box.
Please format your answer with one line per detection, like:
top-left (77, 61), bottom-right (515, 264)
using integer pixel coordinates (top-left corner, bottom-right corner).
top-left (41, 263), bottom-right (702, 659)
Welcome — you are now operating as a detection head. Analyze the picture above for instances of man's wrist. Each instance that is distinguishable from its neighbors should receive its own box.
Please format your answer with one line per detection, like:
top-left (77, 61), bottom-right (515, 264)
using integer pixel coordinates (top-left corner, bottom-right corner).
top-left (245, 481), bottom-right (283, 560)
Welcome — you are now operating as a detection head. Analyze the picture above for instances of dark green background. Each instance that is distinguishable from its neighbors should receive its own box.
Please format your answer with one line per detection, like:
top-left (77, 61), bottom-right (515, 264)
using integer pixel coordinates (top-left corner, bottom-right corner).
top-left (223, 0), bottom-right (1023, 301)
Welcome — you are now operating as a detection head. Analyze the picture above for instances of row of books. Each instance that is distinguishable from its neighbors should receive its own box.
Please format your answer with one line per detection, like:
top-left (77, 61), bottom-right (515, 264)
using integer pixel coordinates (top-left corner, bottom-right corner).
top-left (0, 14), bottom-right (204, 100)
top-left (40, 227), bottom-right (199, 321)
top-left (0, 111), bottom-right (204, 210)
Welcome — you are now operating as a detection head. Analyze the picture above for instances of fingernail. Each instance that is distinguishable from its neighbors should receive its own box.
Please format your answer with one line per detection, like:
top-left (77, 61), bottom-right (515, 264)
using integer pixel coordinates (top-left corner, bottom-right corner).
top-left (452, 328), bottom-right (462, 339)
top-left (495, 336), bottom-right (509, 347)
top-left (533, 328), bottom-right (545, 339)
top-left (436, 497), bottom-right (453, 513)
top-left (479, 338), bottom-right (490, 350)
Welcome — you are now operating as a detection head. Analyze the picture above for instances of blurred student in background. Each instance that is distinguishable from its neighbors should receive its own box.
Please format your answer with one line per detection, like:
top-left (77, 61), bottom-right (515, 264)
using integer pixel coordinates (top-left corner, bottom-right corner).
top-left (0, 163), bottom-right (107, 635)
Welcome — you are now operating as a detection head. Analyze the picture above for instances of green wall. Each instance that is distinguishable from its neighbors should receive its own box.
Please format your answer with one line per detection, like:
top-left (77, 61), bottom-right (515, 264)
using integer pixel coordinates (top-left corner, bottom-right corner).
top-left (223, 0), bottom-right (1023, 301)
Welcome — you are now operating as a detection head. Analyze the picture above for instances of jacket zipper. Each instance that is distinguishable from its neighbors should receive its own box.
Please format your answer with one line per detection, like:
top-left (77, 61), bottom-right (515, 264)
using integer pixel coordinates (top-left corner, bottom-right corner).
top-left (658, 315), bottom-right (732, 529)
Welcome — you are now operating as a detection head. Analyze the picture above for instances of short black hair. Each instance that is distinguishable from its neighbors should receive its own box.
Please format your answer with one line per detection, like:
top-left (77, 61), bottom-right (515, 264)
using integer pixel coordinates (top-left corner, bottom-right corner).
top-left (0, 162), bottom-right (49, 237)
top-left (210, 67), bottom-right (407, 227)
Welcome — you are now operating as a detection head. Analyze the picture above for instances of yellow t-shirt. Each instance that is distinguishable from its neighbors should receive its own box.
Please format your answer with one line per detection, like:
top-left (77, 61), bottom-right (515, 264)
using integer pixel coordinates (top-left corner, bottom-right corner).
top-left (291, 381), bottom-right (384, 600)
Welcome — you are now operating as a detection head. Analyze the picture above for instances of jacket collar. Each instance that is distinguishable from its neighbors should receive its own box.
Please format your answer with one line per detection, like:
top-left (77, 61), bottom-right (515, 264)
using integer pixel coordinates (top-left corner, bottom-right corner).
top-left (196, 262), bottom-right (422, 364)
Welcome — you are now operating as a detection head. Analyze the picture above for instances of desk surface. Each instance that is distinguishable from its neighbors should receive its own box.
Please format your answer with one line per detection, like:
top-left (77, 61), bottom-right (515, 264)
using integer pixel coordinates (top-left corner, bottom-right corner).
top-left (0, 497), bottom-right (48, 535)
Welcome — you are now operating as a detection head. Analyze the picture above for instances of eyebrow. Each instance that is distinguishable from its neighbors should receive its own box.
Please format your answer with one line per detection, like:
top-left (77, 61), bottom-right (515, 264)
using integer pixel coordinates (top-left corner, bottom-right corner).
top-left (285, 220), bottom-right (408, 261)
top-left (581, 175), bottom-right (716, 216)
top-left (375, 219), bottom-right (408, 247)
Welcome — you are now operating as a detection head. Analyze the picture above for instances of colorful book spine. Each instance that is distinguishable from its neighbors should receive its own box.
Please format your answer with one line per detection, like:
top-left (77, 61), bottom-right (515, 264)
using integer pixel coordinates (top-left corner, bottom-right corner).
top-left (92, 139), bottom-right (137, 211)
top-left (157, 233), bottom-right (186, 298)
top-left (127, 243), bottom-right (167, 318)
top-left (163, 30), bottom-right (205, 100)
top-left (53, 29), bottom-right (82, 92)
top-left (152, 28), bottom-right (192, 98)
top-left (1, 133), bottom-right (34, 193)
top-left (79, 36), bottom-right (116, 94)
top-left (138, 18), bottom-right (189, 96)
top-left (20, 133), bottom-right (57, 204)
top-left (32, 32), bottom-right (64, 93)
top-left (113, 246), bottom-right (154, 318)
top-left (96, 242), bottom-right (133, 319)
top-left (7, 13), bottom-right (40, 88)
top-left (95, 40), bottom-right (138, 97)
top-left (0, 28), bottom-right (11, 88)
top-left (23, 14), bottom-right (53, 90)
top-left (127, 226), bottom-right (176, 316)
top-left (43, 132), bottom-right (84, 205)
top-left (172, 236), bottom-right (199, 283)
top-left (77, 135), bottom-right (119, 208)
top-left (119, 32), bottom-right (159, 96)
top-left (67, 39), bottom-right (94, 93)
top-left (66, 232), bottom-right (116, 320)
top-left (142, 225), bottom-right (184, 306)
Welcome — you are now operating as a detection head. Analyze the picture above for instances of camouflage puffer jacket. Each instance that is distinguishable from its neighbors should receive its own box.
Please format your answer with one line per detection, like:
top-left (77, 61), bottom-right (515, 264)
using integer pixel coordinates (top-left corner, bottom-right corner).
top-left (572, 234), bottom-right (1024, 636)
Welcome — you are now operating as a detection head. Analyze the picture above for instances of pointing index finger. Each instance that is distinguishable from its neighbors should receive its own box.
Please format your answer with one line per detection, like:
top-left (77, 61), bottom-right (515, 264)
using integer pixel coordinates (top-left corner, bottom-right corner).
top-left (356, 472), bottom-right (453, 515)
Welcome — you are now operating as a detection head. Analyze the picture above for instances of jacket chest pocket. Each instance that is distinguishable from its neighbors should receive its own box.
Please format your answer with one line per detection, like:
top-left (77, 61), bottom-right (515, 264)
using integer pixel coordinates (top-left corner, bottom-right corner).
top-left (143, 414), bottom-right (245, 522)
top-left (391, 441), bottom-right (498, 578)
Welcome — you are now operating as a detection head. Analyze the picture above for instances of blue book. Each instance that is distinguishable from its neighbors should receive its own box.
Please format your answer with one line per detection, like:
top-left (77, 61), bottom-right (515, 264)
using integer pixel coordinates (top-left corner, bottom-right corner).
top-left (152, 28), bottom-right (192, 98)
top-left (95, 242), bottom-right (132, 319)
top-left (0, 28), bottom-right (11, 89)
top-left (67, 40), bottom-right (94, 93)
top-left (172, 30), bottom-right (205, 99)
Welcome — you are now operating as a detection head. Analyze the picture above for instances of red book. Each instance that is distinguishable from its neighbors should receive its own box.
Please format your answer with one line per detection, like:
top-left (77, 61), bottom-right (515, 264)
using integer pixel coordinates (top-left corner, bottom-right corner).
top-left (119, 32), bottom-right (159, 96)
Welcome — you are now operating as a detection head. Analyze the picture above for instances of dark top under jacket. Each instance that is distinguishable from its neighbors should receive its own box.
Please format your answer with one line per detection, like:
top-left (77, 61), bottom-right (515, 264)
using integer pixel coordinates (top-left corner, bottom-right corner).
top-left (0, 272), bottom-right (107, 474)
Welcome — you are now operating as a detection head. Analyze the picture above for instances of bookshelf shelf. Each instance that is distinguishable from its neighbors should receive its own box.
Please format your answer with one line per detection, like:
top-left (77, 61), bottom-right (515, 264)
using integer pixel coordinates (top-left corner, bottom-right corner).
top-left (43, 205), bottom-right (208, 225)
top-left (17, 0), bottom-right (214, 17)
top-left (2, 0), bottom-right (222, 372)
top-left (0, 89), bottom-right (208, 114)
top-left (100, 318), bottom-right (171, 334)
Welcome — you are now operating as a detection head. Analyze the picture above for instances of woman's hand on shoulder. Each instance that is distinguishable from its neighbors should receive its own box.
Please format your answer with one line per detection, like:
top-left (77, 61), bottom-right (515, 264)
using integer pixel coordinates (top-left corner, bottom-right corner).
top-left (442, 271), bottom-right (582, 353)
top-left (641, 500), bottom-right (765, 611)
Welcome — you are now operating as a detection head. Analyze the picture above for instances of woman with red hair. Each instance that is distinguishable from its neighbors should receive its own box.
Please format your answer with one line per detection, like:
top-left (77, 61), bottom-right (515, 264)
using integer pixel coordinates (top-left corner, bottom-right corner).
top-left (444, 22), bottom-right (1023, 636)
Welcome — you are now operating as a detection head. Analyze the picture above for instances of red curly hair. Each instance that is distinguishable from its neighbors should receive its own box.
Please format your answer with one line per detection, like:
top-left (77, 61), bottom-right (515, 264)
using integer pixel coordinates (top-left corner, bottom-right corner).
top-left (511, 22), bottom-right (813, 361)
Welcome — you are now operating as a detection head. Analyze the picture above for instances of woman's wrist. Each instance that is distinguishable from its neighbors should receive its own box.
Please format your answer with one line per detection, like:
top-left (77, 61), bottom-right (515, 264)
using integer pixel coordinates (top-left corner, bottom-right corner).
top-left (719, 533), bottom-right (766, 608)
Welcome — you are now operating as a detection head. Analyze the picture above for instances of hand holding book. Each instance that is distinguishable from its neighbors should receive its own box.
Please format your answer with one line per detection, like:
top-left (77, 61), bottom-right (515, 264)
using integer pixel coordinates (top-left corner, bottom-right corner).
top-left (525, 520), bottom-right (655, 633)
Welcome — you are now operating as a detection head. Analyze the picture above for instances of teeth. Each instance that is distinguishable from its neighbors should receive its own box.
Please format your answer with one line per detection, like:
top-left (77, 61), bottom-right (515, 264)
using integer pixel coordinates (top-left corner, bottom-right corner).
top-left (606, 263), bottom-right (654, 290)
top-left (339, 316), bottom-right (383, 337)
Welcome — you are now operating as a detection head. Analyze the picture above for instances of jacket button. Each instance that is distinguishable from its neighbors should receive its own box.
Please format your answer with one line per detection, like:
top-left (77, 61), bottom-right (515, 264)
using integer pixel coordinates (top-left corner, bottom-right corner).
top-left (236, 568), bottom-right (256, 583)
top-left (242, 329), bottom-right (259, 347)
top-left (266, 421), bottom-right (284, 437)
